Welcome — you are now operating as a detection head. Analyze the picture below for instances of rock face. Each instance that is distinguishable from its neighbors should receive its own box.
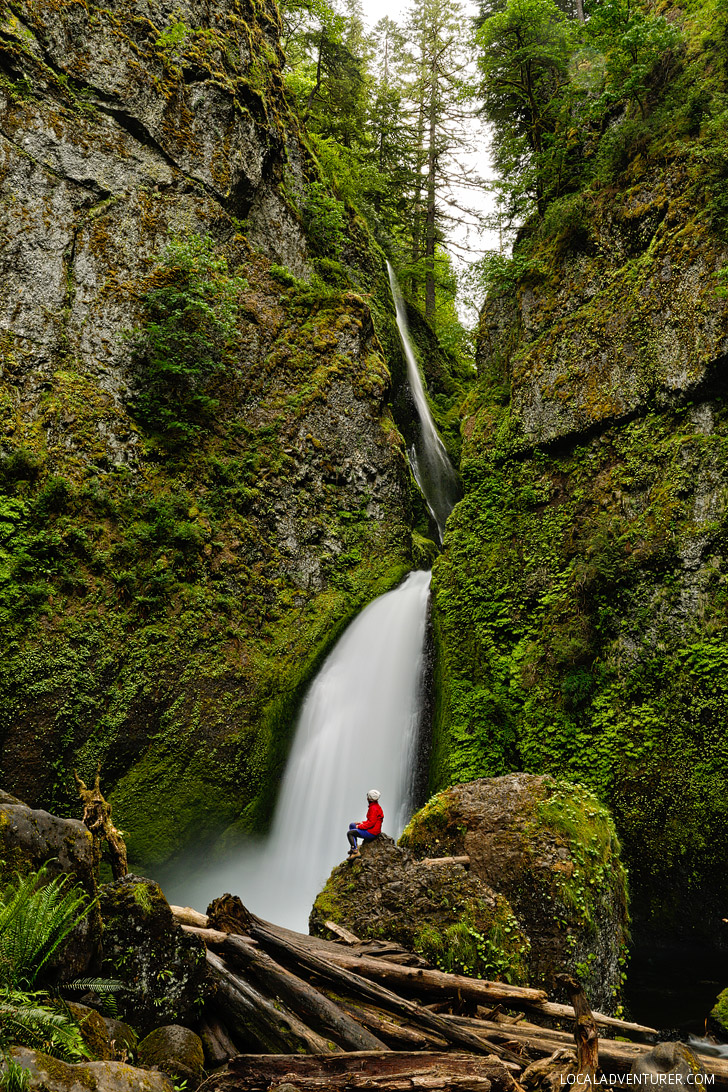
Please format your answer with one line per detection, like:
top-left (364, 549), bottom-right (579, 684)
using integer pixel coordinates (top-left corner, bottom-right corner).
top-left (99, 875), bottom-right (208, 1031)
top-left (398, 775), bottom-right (629, 1011)
top-left (310, 834), bottom-right (530, 984)
top-left (0, 796), bottom-right (98, 977)
top-left (0, 0), bottom-right (414, 866)
top-left (2, 1047), bottom-right (174, 1092)
top-left (433, 149), bottom-right (728, 936)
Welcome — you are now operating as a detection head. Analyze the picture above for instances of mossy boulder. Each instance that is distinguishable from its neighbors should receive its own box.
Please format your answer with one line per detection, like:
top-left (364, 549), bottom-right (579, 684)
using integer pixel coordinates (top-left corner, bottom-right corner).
top-left (708, 988), bottom-right (728, 1039)
top-left (99, 875), bottom-right (208, 1031)
top-left (1, 1047), bottom-right (174, 1091)
top-left (102, 1018), bottom-right (139, 1062)
top-left (310, 834), bottom-right (530, 983)
top-left (631, 1043), bottom-right (707, 1083)
top-left (0, 796), bottom-right (98, 978)
top-left (138, 1026), bottom-right (205, 1090)
top-left (399, 774), bottom-right (629, 1011)
top-left (64, 1002), bottom-right (115, 1061)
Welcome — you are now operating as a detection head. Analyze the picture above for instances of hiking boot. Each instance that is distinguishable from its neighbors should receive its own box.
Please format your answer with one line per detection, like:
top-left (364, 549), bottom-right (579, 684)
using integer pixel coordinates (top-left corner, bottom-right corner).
top-left (348, 848), bottom-right (360, 859)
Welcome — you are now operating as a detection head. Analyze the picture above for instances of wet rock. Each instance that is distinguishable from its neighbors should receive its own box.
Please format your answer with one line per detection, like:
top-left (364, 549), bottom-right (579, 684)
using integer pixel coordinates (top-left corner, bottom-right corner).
top-left (310, 834), bottom-right (530, 984)
top-left (399, 774), bottom-right (629, 1011)
top-left (99, 875), bottom-right (208, 1031)
top-left (0, 798), bottom-right (98, 977)
top-left (630, 1042), bottom-right (707, 1084)
top-left (708, 987), bottom-right (728, 1039)
top-left (1, 1046), bottom-right (174, 1091)
top-left (138, 1025), bottom-right (205, 1090)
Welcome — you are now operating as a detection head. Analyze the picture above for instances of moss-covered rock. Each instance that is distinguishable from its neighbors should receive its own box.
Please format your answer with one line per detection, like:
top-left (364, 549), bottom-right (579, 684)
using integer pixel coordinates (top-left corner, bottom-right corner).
top-left (708, 988), bottom-right (728, 1039)
top-left (99, 875), bottom-right (207, 1031)
top-left (400, 775), bottom-right (629, 1011)
top-left (138, 1025), bottom-right (205, 1090)
top-left (2, 1046), bottom-right (174, 1091)
top-left (0, 797), bottom-right (99, 978)
top-left (310, 834), bottom-right (530, 984)
top-left (64, 1003), bottom-right (115, 1062)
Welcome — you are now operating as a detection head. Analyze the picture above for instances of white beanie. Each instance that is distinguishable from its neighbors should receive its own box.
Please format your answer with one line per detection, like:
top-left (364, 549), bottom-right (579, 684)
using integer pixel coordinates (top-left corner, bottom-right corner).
top-left (367, 789), bottom-right (381, 801)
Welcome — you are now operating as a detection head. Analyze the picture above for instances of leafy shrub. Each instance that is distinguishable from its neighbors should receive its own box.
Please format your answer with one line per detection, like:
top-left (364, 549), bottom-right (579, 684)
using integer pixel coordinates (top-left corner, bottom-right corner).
top-left (302, 182), bottom-right (346, 257)
top-left (128, 235), bottom-right (247, 446)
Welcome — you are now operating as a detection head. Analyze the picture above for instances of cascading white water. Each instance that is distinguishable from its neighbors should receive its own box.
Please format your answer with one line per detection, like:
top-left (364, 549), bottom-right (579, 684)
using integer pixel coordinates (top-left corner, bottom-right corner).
top-left (387, 262), bottom-right (461, 542)
top-left (163, 572), bottom-right (432, 930)
top-left (161, 266), bottom-right (460, 931)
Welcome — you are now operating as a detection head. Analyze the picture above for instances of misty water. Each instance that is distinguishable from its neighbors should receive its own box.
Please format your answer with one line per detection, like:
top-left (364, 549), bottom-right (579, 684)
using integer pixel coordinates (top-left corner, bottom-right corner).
top-left (161, 268), bottom-right (459, 931)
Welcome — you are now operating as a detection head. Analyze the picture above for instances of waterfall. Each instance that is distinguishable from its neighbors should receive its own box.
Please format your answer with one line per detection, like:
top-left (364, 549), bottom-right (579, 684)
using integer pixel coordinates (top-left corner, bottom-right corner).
top-left (387, 262), bottom-right (461, 542)
top-left (161, 265), bottom-right (460, 932)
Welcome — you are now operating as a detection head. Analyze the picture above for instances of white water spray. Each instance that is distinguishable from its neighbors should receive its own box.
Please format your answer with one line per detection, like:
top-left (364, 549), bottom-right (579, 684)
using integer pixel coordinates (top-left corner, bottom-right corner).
top-left (165, 572), bottom-right (432, 929)
top-left (387, 262), bottom-right (461, 541)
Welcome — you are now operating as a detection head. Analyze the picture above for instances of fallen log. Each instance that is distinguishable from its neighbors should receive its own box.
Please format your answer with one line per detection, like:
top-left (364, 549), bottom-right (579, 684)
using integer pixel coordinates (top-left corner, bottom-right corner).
top-left (206, 951), bottom-right (338, 1055)
top-left (325, 920), bottom-right (361, 944)
top-left (197, 1051), bottom-right (523, 1092)
top-left (334, 996), bottom-right (450, 1050)
top-left (422, 856), bottom-right (470, 868)
top-left (198, 1015), bottom-right (238, 1066)
top-left (218, 934), bottom-right (388, 1052)
top-left (170, 904), bottom-right (209, 929)
top-left (249, 922), bottom-right (525, 1066)
top-left (255, 927), bottom-right (547, 1006)
top-left (525, 1000), bottom-right (656, 1037)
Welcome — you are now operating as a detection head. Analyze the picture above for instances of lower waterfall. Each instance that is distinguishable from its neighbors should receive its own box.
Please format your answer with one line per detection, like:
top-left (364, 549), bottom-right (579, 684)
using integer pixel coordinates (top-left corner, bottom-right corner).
top-left (166, 570), bottom-right (432, 930)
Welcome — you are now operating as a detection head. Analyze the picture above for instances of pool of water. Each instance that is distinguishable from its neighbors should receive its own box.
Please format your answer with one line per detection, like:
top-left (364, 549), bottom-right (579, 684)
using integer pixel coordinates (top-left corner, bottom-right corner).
top-left (624, 942), bottom-right (728, 1036)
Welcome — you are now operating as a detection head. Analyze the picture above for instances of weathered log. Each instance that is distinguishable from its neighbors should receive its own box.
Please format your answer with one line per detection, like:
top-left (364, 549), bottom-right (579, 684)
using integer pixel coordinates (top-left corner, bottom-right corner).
top-left (208, 893), bottom-right (252, 934)
top-left (74, 765), bottom-right (128, 880)
top-left (182, 923), bottom-right (230, 944)
top-left (422, 856), bottom-right (470, 868)
top-left (333, 996), bottom-right (450, 1051)
top-left (206, 950), bottom-right (338, 1055)
top-left (249, 922), bottom-right (525, 1065)
top-left (199, 1015), bottom-right (238, 1066)
top-left (171, 905), bottom-right (209, 929)
top-left (558, 975), bottom-right (598, 1082)
top-left (325, 920), bottom-right (361, 944)
top-left (525, 1000), bottom-right (656, 1037)
top-left (197, 1051), bottom-right (522, 1092)
top-left (255, 924), bottom-right (546, 1006)
top-left (219, 933), bottom-right (388, 1052)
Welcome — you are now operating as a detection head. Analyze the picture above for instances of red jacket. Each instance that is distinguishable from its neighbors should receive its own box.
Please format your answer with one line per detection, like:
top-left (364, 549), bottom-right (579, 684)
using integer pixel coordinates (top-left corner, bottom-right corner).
top-left (357, 801), bottom-right (384, 836)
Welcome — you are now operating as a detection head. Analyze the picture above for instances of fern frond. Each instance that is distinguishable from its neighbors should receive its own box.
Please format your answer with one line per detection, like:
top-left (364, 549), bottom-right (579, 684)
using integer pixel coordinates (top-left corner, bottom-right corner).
top-left (0, 989), bottom-right (89, 1062)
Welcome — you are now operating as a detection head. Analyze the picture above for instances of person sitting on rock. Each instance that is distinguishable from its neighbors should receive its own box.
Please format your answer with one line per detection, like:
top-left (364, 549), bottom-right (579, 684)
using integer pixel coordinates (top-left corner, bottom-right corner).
top-left (347, 790), bottom-right (383, 859)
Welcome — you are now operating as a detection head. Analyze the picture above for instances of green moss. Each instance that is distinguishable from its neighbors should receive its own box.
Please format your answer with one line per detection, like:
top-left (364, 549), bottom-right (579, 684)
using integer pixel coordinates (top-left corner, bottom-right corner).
top-left (710, 988), bottom-right (728, 1036)
top-left (398, 790), bottom-right (466, 858)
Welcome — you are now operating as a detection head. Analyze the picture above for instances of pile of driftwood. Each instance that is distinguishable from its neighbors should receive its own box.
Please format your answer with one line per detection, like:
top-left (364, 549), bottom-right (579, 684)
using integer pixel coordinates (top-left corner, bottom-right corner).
top-left (170, 898), bottom-right (728, 1092)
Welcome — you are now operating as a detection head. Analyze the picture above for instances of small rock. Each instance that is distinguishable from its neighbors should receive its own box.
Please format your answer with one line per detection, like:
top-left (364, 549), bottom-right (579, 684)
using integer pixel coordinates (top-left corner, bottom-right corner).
top-left (102, 1017), bottom-right (139, 1061)
top-left (138, 1025), bottom-right (205, 1090)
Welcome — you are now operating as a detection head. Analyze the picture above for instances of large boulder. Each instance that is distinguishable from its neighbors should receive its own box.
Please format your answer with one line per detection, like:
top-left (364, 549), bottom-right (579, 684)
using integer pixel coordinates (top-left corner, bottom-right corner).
top-left (399, 774), bottom-right (629, 1011)
top-left (1, 1047), bottom-right (174, 1091)
top-left (631, 1043), bottom-right (707, 1085)
top-left (99, 875), bottom-right (208, 1032)
top-left (310, 835), bottom-right (530, 983)
top-left (0, 794), bottom-right (99, 977)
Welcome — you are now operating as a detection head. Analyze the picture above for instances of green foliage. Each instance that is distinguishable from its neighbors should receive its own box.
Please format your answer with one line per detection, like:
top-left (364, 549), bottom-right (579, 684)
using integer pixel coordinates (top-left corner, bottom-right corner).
top-left (414, 914), bottom-right (528, 982)
top-left (0, 868), bottom-right (92, 1063)
top-left (128, 235), bottom-right (247, 446)
top-left (0, 867), bottom-right (90, 989)
top-left (0, 1058), bottom-right (30, 1092)
top-left (302, 181), bottom-right (346, 257)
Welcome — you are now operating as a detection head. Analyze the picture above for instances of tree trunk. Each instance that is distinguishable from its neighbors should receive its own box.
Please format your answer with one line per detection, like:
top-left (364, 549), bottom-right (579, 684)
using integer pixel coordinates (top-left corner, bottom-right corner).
top-left (219, 934), bottom-right (388, 1052)
top-left (206, 951), bottom-right (338, 1055)
top-left (74, 766), bottom-right (128, 881)
top-left (198, 1051), bottom-right (520, 1092)
top-left (248, 923), bottom-right (525, 1065)
top-left (557, 976), bottom-right (598, 1084)
top-left (333, 997), bottom-right (449, 1050)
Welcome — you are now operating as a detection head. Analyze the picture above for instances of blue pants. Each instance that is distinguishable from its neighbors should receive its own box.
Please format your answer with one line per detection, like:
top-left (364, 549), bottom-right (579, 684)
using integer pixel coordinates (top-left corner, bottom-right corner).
top-left (348, 823), bottom-right (376, 850)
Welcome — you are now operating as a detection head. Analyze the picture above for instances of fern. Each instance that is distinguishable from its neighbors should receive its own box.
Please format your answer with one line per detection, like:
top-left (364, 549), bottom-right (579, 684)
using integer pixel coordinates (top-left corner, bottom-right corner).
top-left (0, 866), bottom-right (91, 988)
top-left (63, 977), bottom-right (126, 1016)
top-left (0, 988), bottom-right (89, 1061)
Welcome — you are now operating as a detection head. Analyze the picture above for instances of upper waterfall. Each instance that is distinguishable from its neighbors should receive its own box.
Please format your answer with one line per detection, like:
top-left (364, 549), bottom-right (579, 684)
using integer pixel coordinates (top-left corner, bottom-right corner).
top-left (387, 263), bottom-right (461, 541)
